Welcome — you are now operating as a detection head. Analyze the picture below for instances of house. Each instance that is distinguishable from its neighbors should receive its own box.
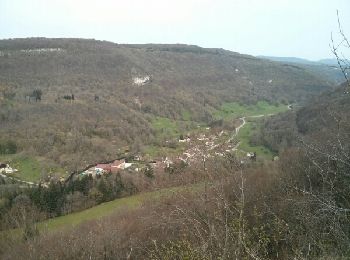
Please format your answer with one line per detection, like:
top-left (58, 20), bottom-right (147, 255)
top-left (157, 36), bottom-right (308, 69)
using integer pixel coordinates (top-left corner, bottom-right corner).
top-left (123, 163), bottom-right (133, 169)
top-left (179, 137), bottom-right (190, 143)
top-left (0, 164), bottom-right (18, 174)
top-left (247, 152), bottom-right (257, 161)
top-left (111, 159), bottom-right (125, 173)
top-left (80, 167), bottom-right (96, 176)
top-left (163, 157), bottom-right (173, 168)
top-left (95, 163), bottom-right (112, 174)
top-left (79, 159), bottom-right (134, 178)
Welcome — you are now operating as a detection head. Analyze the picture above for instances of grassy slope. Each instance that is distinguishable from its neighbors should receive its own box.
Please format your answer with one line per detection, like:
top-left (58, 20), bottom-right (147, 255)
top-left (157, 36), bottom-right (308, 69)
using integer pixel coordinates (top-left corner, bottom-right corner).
top-left (1, 184), bottom-right (198, 241)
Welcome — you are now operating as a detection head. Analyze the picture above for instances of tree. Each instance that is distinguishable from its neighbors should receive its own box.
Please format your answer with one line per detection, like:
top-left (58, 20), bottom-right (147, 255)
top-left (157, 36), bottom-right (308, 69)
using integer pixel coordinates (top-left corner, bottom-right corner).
top-left (144, 164), bottom-right (154, 178)
top-left (32, 89), bottom-right (42, 102)
top-left (331, 10), bottom-right (350, 93)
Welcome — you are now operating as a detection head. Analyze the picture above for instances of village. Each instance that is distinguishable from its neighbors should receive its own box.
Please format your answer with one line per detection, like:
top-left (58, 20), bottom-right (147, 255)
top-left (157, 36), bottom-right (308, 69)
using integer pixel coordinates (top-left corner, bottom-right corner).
top-left (0, 116), bottom-right (261, 186)
top-left (74, 117), bottom-right (258, 179)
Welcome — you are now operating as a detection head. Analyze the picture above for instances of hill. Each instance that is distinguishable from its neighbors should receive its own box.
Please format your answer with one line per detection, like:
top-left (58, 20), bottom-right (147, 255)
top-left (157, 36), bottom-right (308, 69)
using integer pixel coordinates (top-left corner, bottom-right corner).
top-left (258, 55), bottom-right (345, 85)
top-left (0, 38), bottom-right (335, 175)
top-left (258, 55), bottom-right (340, 66)
top-left (258, 55), bottom-right (317, 65)
top-left (252, 82), bottom-right (350, 153)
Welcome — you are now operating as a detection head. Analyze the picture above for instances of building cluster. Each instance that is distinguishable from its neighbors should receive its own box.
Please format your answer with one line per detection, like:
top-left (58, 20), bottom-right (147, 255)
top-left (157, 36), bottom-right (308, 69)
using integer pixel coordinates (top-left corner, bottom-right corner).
top-left (0, 163), bottom-right (18, 174)
top-left (80, 159), bottom-right (133, 177)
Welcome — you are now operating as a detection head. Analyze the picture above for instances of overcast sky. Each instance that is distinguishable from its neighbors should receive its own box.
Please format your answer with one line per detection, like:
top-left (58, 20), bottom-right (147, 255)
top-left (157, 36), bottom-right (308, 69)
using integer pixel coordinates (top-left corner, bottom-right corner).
top-left (1, 0), bottom-right (349, 60)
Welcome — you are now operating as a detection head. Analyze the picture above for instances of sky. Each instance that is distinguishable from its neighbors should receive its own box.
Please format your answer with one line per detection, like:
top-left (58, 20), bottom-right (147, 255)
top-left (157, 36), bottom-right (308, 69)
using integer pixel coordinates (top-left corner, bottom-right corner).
top-left (0, 0), bottom-right (349, 60)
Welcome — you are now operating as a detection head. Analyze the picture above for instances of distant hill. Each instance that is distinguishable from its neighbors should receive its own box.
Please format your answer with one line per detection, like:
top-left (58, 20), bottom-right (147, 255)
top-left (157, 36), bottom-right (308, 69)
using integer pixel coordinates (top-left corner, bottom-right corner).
top-left (258, 55), bottom-right (345, 85)
top-left (317, 58), bottom-right (340, 65)
top-left (258, 55), bottom-right (340, 66)
top-left (0, 38), bottom-right (336, 171)
top-left (258, 55), bottom-right (317, 65)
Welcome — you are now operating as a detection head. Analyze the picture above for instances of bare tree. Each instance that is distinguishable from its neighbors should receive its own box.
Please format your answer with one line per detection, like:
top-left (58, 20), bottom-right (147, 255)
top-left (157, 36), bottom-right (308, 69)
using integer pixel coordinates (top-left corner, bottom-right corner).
top-left (331, 10), bottom-right (350, 93)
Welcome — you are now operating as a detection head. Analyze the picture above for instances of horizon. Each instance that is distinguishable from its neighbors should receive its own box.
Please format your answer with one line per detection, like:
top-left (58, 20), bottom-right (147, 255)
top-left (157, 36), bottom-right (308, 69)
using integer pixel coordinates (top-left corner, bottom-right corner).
top-left (1, 0), bottom-right (350, 60)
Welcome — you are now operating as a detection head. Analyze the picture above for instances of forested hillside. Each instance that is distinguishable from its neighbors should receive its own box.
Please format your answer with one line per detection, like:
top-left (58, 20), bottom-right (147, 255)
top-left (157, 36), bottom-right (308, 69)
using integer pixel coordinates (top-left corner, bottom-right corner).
top-left (258, 55), bottom-right (345, 86)
top-left (0, 38), bottom-right (335, 172)
top-left (253, 83), bottom-right (350, 153)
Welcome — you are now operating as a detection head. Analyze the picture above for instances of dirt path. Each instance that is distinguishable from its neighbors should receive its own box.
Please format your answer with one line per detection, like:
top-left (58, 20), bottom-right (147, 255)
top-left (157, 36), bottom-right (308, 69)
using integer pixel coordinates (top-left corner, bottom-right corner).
top-left (235, 114), bottom-right (265, 136)
top-left (235, 117), bottom-right (246, 136)
top-left (0, 173), bottom-right (36, 186)
top-left (229, 114), bottom-right (265, 151)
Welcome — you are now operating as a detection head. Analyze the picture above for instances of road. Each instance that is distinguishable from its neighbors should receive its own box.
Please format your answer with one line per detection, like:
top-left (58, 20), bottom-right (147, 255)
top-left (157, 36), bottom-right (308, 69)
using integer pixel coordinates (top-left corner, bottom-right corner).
top-left (230, 114), bottom-right (266, 151)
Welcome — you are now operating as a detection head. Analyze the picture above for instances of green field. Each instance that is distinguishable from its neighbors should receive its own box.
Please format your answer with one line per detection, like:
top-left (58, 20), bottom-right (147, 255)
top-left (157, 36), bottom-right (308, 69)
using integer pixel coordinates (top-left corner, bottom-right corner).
top-left (0, 154), bottom-right (41, 182)
top-left (143, 144), bottom-right (185, 158)
top-left (181, 110), bottom-right (192, 121)
top-left (0, 154), bottom-right (65, 182)
top-left (151, 116), bottom-right (180, 139)
top-left (215, 101), bottom-right (288, 120)
top-left (236, 118), bottom-right (275, 159)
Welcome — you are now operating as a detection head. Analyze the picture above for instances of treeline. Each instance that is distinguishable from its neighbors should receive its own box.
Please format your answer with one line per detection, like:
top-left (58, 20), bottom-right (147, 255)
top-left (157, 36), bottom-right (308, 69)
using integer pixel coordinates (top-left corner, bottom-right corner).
top-left (0, 172), bottom-right (137, 232)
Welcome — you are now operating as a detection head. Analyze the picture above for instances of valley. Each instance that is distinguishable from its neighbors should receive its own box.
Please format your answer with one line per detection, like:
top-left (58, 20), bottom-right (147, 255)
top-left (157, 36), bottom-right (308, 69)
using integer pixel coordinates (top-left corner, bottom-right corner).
top-left (0, 37), bottom-right (349, 259)
top-left (0, 101), bottom-right (288, 184)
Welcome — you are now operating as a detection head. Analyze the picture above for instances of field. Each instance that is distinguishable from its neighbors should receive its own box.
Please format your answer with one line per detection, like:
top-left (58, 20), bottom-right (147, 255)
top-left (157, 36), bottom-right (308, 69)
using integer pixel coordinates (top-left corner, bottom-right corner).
top-left (214, 101), bottom-right (288, 120)
top-left (0, 154), bottom-right (65, 182)
top-left (151, 117), bottom-right (180, 138)
top-left (236, 118), bottom-right (275, 159)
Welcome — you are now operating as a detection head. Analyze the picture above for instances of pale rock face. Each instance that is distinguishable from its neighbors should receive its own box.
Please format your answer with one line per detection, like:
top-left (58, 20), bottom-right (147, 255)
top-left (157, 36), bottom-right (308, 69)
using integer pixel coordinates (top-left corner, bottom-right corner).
top-left (20, 48), bottom-right (64, 53)
top-left (133, 76), bottom-right (151, 86)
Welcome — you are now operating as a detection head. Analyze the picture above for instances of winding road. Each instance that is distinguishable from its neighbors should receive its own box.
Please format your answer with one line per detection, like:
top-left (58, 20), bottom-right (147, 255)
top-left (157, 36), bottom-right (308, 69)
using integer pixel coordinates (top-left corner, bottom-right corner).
top-left (230, 114), bottom-right (269, 151)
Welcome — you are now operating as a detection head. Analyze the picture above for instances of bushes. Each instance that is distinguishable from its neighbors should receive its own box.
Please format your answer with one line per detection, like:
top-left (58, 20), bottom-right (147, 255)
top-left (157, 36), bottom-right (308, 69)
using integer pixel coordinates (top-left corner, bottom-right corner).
top-left (0, 140), bottom-right (17, 154)
top-left (2, 151), bottom-right (350, 259)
